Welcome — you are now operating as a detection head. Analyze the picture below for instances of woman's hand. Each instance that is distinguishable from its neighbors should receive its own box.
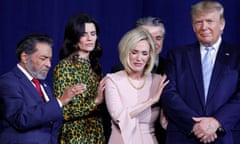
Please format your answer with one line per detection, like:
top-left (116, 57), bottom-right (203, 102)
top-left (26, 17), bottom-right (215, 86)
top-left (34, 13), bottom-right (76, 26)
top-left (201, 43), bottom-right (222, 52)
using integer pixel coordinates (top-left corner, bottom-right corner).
top-left (95, 76), bottom-right (108, 105)
top-left (152, 74), bottom-right (169, 103)
top-left (59, 84), bottom-right (86, 106)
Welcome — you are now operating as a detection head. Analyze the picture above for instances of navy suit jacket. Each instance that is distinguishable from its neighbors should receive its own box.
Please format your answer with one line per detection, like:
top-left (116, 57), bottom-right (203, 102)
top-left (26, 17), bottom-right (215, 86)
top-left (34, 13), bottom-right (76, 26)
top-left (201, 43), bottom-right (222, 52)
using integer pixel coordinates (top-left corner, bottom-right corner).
top-left (162, 41), bottom-right (240, 144)
top-left (0, 66), bottom-right (63, 144)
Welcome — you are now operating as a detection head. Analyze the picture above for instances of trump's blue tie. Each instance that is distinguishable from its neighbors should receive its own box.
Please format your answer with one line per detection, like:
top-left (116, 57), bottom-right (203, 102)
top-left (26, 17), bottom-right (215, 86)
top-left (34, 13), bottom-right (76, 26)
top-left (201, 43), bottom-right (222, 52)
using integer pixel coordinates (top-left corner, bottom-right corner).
top-left (202, 47), bottom-right (214, 101)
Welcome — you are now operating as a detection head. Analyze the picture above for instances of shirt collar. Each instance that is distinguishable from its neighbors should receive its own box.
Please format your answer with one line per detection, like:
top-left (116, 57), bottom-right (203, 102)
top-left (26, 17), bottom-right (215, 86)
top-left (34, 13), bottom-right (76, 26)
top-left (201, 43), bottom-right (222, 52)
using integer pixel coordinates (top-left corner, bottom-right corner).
top-left (200, 37), bottom-right (222, 52)
top-left (17, 64), bottom-right (34, 81)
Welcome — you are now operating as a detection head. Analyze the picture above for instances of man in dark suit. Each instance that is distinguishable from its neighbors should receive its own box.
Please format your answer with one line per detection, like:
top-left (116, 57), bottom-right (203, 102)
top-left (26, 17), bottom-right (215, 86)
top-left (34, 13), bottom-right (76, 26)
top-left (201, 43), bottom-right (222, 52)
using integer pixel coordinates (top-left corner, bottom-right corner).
top-left (110, 17), bottom-right (167, 143)
top-left (0, 34), bottom-right (85, 144)
top-left (162, 1), bottom-right (240, 144)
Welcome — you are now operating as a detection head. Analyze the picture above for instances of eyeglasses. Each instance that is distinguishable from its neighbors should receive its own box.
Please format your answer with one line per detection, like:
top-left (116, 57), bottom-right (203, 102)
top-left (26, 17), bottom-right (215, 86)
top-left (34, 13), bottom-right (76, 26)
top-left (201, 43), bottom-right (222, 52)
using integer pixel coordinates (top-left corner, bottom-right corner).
top-left (152, 18), bottom-right (164, 25)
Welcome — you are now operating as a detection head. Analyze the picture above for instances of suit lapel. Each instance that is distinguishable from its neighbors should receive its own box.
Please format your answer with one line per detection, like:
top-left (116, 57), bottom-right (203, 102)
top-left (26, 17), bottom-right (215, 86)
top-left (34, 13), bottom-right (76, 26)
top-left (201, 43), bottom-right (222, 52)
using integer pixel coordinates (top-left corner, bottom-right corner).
top-left (187, 44), bottom-right (206, 105)
top-left (39, 80), bottom-right (53, 100)
top-left (13, 67), bottom-right (47, 102)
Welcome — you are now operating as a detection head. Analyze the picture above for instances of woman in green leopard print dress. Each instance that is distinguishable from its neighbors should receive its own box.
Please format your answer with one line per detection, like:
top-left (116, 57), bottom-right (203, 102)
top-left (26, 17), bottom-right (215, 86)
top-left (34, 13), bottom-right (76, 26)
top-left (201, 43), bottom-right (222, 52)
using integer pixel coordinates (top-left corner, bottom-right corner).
top-left (53, 13), bottom-right (106, 144)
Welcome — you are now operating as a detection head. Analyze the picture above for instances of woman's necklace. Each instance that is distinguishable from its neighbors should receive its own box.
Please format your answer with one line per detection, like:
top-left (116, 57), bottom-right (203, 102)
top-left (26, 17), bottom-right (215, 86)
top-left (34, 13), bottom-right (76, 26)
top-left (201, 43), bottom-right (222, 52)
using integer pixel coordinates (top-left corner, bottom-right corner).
top-left (126, 72), bottom-right (147, 90)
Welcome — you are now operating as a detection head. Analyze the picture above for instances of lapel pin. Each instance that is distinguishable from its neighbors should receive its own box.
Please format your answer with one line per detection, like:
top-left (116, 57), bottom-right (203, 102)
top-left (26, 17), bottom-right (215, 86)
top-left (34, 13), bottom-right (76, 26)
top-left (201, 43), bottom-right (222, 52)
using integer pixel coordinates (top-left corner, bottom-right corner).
top-left (225, 53), bottom-right (230, 56)
top-left (43, 83), bottom-right (47, 87)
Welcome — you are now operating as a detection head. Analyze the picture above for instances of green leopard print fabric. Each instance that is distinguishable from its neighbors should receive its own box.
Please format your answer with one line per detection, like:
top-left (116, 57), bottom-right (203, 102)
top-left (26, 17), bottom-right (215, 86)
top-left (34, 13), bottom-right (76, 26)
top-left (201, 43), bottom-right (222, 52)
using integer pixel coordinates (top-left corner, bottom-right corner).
top-left (53, 57), bottom-right (105, 144)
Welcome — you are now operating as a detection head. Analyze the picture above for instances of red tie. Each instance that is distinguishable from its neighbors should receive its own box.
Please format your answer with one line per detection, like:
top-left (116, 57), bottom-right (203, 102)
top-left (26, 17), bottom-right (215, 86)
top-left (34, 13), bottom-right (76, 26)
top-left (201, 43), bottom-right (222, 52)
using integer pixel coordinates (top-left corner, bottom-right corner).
top-left (32, 78), bottom-right (45, 102)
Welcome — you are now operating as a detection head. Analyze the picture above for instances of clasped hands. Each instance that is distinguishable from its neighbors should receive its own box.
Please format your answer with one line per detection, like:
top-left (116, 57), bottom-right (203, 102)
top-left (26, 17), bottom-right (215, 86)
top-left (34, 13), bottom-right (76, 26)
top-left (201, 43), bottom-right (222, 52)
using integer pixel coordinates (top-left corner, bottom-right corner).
top-left (191, 117), bottom-right (220, 143)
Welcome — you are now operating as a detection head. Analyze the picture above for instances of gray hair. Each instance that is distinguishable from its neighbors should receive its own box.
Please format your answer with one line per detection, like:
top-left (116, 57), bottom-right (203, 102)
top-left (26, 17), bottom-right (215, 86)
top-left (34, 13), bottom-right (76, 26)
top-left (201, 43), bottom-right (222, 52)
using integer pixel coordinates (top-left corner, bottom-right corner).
top-left (135, 17), bottom-right (165, 35)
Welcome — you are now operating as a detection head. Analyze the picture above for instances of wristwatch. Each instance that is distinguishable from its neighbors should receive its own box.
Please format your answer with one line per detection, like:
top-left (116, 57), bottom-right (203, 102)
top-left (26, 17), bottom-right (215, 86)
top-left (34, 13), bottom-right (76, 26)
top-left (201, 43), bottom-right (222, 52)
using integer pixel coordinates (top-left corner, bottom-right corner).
top-left (216, 127), bottom-right (226, 136)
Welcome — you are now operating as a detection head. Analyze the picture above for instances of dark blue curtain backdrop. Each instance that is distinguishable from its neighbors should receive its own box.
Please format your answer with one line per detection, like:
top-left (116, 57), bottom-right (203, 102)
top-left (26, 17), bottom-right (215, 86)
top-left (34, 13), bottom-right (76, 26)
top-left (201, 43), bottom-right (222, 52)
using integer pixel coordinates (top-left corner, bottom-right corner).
top-left (0, 0), bottom-right (239, 86)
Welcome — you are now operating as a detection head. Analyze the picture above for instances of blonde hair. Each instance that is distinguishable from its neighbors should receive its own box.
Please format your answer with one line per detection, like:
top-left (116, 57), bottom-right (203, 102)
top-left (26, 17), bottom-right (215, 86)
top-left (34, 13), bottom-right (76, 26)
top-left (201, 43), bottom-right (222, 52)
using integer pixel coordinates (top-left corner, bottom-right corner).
top-left (191, 1), bottom-right (225, 22)
top-left (118, 27), bottom-right (155, 75)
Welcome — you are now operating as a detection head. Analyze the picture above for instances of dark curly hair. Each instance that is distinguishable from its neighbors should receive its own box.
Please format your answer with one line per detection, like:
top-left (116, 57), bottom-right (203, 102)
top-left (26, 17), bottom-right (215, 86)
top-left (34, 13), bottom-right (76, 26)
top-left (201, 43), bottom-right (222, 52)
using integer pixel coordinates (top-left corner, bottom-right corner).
top-left (16, 33), bottom-right (53, 61)
top-left (59, 13), bottom-right (102, 75)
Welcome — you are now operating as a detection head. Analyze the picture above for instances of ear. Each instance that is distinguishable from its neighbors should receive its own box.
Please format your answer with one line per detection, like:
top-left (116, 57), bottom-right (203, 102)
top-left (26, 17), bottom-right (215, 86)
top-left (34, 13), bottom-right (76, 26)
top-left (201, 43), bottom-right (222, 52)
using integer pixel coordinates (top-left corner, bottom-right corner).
top-left (192, 23), bottom-right (197, 33)
top-left (220, 19), bottom-right (226, 31)
top-left (20, 52), bottom-right (29, 64)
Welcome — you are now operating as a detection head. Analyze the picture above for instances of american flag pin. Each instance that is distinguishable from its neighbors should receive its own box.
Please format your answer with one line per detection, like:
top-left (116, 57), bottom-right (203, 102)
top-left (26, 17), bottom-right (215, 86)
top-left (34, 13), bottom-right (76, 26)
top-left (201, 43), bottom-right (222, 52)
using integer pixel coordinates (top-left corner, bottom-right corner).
top-left (225, 53), bottom-right (230, 56)
top-left (43, 83), bottom-right (47, 87)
